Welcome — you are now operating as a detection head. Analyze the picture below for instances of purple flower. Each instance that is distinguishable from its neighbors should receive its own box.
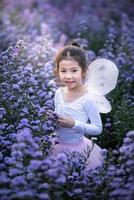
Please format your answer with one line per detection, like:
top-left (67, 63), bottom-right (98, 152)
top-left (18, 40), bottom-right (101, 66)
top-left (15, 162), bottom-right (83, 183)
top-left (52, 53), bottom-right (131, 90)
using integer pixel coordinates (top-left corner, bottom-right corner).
top-left (17, 127), bottom-right (32, 142)
top-left (57, 153), bottom-right (68, 163)
top-left (12, 84), bottom-right (20, 91)
top-left (0, 123), bottom-right (8, 130)
top-left (38, 183), bottom-right (49, 190)
top-left (47, 169), bottom-right (57, 178)
top-left (11, 190), bottom-right (35, 199)
top-left (0, 172), bottom-right (10, 184)
top-left (127, 130), bottom-right (134, 139)
top-left (26, 172), bottom-right (35, 180)
top-left (74, 188), bottom-right (82, 194)
top-left (28, 160), bottom-right (41, 171)
top-left (12, 175), bottom-right (27, 186)
top-left (55, 175), bottom-right (66, 184)
top-left (0, 107), bottom-right (6, 119)
top-left (9, 168), bottom-right (22, 177)
top-left (38, 193), bottom-right (50, 200)
top-left (22, 107), bottom-right (29, 114)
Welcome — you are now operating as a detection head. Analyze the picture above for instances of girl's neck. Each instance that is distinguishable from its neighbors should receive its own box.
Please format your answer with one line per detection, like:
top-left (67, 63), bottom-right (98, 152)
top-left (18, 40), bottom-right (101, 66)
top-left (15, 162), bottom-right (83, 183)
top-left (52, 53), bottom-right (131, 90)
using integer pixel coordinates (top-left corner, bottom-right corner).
top-left (65, 84), bottom-right (87, 95)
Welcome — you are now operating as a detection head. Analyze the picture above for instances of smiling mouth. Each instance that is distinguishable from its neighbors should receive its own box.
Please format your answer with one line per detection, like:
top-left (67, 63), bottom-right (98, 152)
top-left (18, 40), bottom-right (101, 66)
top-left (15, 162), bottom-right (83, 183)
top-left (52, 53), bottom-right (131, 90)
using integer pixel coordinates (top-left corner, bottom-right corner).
top-left (65, 80), bottom-right (74, 83)
top-left (65, 81), bottom-right (74, 84)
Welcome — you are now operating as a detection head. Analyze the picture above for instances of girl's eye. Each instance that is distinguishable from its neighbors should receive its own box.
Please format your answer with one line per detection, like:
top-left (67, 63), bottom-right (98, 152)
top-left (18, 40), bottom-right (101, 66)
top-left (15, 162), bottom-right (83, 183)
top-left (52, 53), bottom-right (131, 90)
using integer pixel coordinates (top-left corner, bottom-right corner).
top-left (60, 70), bottom-right (66, 73)
top-left (73, 70), bottom-right (77, 72)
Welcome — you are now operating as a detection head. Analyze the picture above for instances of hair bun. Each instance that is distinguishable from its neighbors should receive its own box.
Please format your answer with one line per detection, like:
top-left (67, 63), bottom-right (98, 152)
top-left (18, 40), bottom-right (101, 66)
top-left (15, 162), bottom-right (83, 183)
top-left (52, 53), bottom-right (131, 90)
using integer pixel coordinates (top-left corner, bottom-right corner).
top-left (71, 41), bottom-right (81, 48)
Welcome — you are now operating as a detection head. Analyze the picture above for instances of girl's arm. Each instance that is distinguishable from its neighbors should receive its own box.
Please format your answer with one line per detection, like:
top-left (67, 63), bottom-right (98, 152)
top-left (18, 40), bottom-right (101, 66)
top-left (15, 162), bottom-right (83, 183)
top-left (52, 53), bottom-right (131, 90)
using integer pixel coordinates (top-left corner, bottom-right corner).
top-left (54, 88), bottom-right (60, 112)
top-left (72, 100), bottom-right (102, 136)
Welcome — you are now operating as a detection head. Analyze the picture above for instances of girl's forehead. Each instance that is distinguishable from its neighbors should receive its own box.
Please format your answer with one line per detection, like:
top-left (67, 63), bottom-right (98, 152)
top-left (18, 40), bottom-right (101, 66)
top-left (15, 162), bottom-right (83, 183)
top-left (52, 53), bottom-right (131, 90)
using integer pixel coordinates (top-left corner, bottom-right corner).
top-left (59, 59), bottom-right (80, 68)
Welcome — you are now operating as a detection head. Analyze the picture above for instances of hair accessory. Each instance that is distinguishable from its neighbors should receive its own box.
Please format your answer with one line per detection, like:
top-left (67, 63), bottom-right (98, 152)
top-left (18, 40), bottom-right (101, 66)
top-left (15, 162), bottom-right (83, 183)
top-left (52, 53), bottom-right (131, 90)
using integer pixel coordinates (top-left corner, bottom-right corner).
top-left (66, 50), bottom-right (71, 58)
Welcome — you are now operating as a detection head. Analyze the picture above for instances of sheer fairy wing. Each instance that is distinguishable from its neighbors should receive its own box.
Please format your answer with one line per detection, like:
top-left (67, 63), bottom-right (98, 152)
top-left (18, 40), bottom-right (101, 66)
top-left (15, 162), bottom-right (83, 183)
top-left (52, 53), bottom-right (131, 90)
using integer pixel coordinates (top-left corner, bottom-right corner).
top-left (85, 58), bottom-right (119, 113)
top-left (86, 92), bottom-right (112, 113)
top-left (85, 58), bottom-right (119, 95)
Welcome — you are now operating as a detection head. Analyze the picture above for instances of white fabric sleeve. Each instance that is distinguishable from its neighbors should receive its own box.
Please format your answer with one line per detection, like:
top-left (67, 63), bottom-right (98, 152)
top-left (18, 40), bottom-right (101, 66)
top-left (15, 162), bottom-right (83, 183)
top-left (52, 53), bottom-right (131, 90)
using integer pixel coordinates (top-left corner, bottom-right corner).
top-left (54, 92), bottom-right (57, 107)
top-left (54, 88), bottom-right (60, 112)
top-left (72, 99), bottom-right (102, 136)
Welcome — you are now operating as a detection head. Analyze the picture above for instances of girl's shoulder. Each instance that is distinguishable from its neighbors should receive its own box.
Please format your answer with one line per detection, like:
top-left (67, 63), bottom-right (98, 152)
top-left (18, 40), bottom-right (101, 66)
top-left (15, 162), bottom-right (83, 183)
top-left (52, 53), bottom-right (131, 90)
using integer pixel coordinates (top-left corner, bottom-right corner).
top-left (55, 87), bottom-right (62, 94)
top-left (55, 87), bottom-right (63, 98)
top-left (83, 93), bottom-right (94, 106)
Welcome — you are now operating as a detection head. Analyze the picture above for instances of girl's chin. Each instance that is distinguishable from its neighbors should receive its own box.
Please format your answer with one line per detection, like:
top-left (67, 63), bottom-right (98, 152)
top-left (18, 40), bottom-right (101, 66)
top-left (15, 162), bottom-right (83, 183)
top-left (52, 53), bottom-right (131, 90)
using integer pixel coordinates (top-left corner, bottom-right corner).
top-left (65, 82), bottom-right (75, 87)
top-left (66, 85), bottom-right (77, 90)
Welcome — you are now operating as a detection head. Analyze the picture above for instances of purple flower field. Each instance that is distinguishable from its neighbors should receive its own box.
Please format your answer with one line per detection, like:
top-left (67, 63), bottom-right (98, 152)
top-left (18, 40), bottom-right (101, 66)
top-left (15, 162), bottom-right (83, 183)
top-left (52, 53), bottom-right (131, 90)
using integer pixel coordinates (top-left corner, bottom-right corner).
top-left (0, 0), bottom-right (134, 199)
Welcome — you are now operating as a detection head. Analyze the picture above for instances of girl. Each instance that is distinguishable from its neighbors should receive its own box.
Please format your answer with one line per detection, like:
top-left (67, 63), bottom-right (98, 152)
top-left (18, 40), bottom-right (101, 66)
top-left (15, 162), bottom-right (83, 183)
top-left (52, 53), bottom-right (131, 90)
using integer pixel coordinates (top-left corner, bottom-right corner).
top-left (49, 41), bottom-right (106, 170)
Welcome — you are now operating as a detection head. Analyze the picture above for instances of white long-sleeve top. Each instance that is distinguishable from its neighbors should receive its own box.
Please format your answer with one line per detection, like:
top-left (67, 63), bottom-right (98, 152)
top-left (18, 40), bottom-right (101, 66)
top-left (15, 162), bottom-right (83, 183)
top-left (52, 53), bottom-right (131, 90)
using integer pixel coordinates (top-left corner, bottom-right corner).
top-left (54, 87), bottom-right (102, 143)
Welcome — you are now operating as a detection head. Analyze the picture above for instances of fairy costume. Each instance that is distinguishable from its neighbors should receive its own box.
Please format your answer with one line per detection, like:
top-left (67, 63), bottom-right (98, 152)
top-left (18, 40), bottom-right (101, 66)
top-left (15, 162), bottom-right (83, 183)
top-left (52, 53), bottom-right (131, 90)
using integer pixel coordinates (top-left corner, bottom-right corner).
top-left (50, 58), bottom-right (119, 170)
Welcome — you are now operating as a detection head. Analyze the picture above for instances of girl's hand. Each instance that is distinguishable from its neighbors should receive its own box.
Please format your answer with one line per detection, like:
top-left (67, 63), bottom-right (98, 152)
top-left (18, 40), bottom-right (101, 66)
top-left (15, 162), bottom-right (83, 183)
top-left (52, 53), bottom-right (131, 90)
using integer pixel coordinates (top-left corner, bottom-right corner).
top-left (57, 115), bottom-right (75, 128)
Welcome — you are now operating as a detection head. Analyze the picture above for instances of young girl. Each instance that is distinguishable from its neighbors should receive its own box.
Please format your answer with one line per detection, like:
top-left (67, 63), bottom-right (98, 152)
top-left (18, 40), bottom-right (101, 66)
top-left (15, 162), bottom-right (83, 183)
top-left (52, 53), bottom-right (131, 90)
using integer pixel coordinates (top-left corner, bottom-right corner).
top-left (49, 41), bottom-right (114, 171)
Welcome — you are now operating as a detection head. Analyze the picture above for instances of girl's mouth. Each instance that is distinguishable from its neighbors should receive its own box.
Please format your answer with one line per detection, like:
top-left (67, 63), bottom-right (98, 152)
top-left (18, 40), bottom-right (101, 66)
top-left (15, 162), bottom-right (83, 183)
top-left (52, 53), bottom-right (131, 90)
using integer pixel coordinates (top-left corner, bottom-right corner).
top-left (65, 81), bottom-right (74, 83)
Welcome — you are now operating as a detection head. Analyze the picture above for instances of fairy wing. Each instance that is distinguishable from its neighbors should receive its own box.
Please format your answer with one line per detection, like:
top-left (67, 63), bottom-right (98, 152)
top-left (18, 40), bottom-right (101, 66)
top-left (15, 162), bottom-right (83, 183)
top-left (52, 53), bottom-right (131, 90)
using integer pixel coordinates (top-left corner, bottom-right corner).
top-left (86, 92), bottom-right (112, 113)
top-left (85, 58), bottom-right (119, 113)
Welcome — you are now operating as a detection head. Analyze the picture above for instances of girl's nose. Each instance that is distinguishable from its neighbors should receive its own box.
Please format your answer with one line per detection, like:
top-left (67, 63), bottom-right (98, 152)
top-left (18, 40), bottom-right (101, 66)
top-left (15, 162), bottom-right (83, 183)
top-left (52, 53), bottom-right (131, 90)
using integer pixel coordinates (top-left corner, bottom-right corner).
top-left (65, 73), bottom-right (72, 78)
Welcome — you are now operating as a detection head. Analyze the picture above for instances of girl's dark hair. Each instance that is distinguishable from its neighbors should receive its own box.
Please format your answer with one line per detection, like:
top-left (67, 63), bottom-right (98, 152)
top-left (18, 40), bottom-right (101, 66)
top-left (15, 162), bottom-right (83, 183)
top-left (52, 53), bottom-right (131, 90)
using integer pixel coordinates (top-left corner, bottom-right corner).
top-left (54, 40), bottom-right (87, 76)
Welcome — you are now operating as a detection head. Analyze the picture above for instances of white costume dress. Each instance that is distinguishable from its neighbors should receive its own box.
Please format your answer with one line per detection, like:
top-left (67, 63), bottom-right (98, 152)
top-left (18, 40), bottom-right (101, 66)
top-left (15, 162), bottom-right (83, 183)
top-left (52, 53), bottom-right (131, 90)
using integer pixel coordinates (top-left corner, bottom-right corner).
top-left (50, 87), bottom-right (104, 170)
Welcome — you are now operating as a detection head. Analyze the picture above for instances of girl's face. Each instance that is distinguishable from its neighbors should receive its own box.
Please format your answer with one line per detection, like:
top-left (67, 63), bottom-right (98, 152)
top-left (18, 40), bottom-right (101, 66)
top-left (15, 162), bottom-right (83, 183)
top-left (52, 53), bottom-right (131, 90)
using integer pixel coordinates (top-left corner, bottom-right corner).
top-left (58, 59), bottom-right (85, 89)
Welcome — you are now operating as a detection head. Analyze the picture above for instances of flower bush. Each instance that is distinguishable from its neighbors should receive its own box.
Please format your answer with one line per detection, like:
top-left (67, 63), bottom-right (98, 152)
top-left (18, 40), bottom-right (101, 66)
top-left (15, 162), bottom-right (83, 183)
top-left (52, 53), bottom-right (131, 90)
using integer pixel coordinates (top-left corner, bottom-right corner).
top-left (0, 41), bottom-right (58, 161)
top-left (0, 0), bottom-right (134, 199)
